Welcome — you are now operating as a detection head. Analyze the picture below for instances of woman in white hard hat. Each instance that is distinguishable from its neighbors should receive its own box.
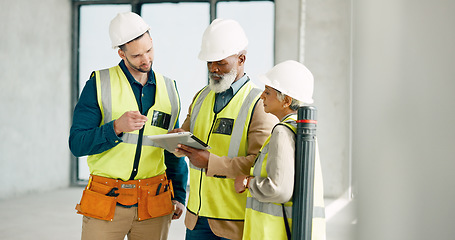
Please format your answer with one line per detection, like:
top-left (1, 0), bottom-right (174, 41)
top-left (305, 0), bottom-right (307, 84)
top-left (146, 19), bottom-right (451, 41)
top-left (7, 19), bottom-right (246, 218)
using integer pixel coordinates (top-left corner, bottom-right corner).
top-left (234, 60), bottom-right (326, 240)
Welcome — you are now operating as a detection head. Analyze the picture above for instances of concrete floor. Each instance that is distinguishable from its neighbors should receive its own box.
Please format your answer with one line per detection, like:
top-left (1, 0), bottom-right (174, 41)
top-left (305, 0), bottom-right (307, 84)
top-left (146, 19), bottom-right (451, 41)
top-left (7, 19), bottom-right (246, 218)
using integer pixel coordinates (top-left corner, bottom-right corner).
top-left (0, 187), bottom-right (355, 240)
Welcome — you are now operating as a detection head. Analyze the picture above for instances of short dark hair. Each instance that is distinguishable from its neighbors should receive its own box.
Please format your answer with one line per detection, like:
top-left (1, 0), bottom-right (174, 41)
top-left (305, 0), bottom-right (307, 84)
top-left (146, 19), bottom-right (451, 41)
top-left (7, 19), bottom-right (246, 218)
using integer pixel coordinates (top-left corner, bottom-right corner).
top-left (118, 31), bottom-right (150, 51)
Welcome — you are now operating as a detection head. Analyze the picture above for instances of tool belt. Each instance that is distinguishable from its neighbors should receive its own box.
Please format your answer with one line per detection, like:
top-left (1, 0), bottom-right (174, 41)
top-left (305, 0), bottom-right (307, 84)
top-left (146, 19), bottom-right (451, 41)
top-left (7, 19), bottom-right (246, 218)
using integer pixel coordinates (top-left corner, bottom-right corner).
top-left (75, 173), bottom-right (174, 221)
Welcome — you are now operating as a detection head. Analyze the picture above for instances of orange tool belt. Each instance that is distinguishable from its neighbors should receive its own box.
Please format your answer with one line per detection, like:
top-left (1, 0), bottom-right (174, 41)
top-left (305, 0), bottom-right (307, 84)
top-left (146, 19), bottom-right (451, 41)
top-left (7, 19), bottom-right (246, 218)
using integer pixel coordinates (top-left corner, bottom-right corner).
top-left (75, 173), bottom-right (174, 221)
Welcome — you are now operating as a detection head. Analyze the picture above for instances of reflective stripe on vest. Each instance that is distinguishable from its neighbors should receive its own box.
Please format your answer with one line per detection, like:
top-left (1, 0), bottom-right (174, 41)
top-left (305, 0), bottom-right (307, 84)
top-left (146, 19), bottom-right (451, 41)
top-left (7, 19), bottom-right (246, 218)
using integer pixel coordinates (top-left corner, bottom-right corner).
top-left (243, 114), bottom-right (326, 240)
top-left (245, 197), bottom-right (326, 219)
top-left (187, 81), bottom-right (262, 220)
top-left (190, 85), bottom-right (262, 159)
top-left (98, 68), bottom-right (180, 147)
top-left (87, 66), bottom-right (180, 180)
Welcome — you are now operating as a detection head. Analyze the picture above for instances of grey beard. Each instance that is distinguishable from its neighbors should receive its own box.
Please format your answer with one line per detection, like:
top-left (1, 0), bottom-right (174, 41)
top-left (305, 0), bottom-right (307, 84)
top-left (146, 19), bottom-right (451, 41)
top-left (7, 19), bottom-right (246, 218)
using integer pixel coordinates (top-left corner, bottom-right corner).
top-left (209, 68), bottom-right (237, 93)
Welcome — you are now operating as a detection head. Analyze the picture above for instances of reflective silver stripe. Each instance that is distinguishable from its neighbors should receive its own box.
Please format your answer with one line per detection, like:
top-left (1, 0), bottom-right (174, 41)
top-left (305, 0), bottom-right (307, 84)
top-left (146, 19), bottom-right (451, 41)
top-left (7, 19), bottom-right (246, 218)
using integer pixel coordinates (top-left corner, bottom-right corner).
top-left (141, 75), bottom-right (180, 147)
top-left (227, 88), bottom-right (262, 158)
top-left (121, 132), bottom-right (139, 145)
top-left (188, 86), bottom-right (209, 170)
top-left (246, 197), bottom-right (326, 219)
top-left (99, 70), bottom-right (179, 147)
top-left (99, 69), bottom-right (112, 124)
top-left (142, 134), bottom-right (161, 148)
top-left (122, 131), bottom-right (165, 148)
top-left (190, 86), bottom-right (211, 133)
top-left (162, 75), bottom-right (180, 131)
top-left (246, 197), bottom-right (292, 218)
top-left (189, 86), bottom-right (260, 165)
top-left (98, 68), bottom-right (139, 144)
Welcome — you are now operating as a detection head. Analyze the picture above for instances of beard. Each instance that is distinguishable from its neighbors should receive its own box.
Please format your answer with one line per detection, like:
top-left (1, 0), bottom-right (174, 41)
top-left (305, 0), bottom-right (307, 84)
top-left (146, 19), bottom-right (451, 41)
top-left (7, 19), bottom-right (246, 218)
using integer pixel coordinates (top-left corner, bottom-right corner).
top-left (209, 67), bottom-right (238, 93)
top-left (125, 56), bottom-right (152, 73)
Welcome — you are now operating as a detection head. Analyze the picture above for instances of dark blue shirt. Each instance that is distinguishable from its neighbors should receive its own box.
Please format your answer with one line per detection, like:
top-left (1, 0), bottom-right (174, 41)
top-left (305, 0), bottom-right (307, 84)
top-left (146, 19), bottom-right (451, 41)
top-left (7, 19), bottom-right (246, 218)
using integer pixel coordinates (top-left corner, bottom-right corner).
top-left (69, 60), bottom-right (188, 204)
top-left (214, 74), bottom-right (249, 112)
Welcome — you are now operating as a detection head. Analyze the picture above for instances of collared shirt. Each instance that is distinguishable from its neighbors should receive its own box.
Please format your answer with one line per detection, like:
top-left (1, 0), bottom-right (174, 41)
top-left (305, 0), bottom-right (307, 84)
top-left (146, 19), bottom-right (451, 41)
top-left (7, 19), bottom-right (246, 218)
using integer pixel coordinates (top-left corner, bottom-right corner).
top-left (69, 60), bottom-right (187, 204)
top-left (214, 74), bottom-right (249, 113)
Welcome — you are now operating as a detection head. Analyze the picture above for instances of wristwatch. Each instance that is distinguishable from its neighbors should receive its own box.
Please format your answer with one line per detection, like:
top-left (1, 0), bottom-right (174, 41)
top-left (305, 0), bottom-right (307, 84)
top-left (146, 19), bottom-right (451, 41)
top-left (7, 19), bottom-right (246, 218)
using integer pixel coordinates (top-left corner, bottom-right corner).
top-left (243, 176), bottom-right (251, 189)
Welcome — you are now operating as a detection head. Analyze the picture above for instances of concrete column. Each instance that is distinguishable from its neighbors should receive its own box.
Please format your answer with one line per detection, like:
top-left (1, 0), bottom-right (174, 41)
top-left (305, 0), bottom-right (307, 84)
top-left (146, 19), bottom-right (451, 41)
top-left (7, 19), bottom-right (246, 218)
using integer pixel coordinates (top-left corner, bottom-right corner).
top-left (0, 0), bottom-right (72, 199)
top-left (275, 0), bottom-right (353, 198)
top-left (275, 0), bottom-right (301, 63)
top-left (353, 1), bottom-right (455, 239)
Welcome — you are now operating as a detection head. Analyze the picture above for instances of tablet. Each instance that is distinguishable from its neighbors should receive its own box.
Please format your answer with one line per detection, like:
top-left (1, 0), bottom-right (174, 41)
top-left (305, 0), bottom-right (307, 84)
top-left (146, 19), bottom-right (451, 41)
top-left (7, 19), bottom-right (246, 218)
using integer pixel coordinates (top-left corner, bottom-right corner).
top-left (147, 132), bottom-right (211, 152)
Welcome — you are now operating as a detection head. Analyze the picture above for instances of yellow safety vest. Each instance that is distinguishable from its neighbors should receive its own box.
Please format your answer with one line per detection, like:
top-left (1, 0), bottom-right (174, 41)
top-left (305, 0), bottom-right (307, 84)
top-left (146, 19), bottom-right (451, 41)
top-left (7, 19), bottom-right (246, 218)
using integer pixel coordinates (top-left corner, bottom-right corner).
top-left (187, 81), bottom-right (262, 220)
top-left (87, 65), bottom-right (180, 181)
top-left (243, 114), bottom-right (326, 240)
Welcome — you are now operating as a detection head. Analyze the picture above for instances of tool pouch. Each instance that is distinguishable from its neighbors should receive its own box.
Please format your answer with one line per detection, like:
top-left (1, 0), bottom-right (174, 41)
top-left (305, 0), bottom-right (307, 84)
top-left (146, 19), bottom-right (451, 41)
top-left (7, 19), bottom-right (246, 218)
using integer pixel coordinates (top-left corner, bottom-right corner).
top-left (137, 179), bottom-right (174, 221)
top-left (75, 181), bottom-right (116, 221)
top-left (116, 186), bottom-right (138, 206)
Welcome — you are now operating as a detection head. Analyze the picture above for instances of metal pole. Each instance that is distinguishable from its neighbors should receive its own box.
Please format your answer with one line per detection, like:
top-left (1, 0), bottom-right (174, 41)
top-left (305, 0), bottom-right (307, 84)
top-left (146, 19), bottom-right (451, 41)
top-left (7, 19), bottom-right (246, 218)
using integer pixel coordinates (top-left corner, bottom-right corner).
top-left (132, 2), bottom-right (142, 15)
top-left (209, 0), bottom-right (217, 22)
top-left (292, 106), bottom-right (317, 240)
top-left (70, 2), bottom-right (81, 187)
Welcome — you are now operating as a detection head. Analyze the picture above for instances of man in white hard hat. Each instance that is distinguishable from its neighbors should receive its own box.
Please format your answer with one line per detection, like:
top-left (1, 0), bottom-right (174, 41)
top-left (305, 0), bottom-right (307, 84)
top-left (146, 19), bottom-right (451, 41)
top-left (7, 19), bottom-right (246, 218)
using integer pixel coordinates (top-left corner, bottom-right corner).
top-left (69, 12), bottom-right (188, 240)
top-left (171, 19), bottom-right (278, 240)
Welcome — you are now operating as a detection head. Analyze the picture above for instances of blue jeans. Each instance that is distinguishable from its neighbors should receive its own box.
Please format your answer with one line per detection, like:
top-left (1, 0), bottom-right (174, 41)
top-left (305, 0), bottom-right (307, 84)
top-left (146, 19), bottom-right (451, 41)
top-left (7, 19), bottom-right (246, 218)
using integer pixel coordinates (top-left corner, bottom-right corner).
top-left (185, 217), bottom-right (231, 240)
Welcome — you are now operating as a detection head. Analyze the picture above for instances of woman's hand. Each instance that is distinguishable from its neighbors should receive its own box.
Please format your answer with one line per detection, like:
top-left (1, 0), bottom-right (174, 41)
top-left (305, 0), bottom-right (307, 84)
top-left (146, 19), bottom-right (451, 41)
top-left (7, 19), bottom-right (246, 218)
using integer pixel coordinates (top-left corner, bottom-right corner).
top-left (235, 175), bottom-right (250, 193)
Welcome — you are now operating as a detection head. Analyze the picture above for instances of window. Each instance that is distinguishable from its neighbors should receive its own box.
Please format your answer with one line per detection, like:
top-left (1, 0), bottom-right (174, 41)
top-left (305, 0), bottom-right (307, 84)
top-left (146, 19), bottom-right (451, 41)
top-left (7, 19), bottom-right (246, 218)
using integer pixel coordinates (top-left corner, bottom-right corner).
top-left (217, 1), bottom-right (274, 86)
top-left (141, 2), bottom-right (210, 121)
top-left (78, 5), bottom-right (131, 93)
top-left (71, 0), bottom-right (274, 184)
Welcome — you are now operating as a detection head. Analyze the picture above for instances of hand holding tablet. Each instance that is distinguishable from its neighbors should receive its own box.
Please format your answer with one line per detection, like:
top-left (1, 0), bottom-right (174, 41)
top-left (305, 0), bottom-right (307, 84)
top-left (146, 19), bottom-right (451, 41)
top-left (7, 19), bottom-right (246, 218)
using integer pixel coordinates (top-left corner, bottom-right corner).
top-left (147, 132), bottom-right (210, 153)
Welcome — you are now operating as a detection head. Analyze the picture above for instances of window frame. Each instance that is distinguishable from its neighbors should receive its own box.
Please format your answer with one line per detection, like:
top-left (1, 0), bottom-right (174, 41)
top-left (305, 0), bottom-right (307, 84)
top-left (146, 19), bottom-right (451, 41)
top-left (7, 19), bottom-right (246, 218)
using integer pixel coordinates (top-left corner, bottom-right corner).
top-left (70, 0), bottom-right (274, 186)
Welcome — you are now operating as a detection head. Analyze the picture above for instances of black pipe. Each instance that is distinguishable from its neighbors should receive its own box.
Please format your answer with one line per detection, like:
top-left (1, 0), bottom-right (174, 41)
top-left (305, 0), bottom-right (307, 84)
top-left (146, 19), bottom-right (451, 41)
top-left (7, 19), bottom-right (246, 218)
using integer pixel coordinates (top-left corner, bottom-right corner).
top-left (292, 106), bottom-right (317, 240)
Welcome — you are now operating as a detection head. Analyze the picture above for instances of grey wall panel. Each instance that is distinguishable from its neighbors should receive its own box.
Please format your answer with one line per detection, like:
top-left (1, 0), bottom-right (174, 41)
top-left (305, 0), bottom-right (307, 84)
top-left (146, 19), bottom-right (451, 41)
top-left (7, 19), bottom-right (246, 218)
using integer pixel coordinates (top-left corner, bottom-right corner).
top-left (275, 0), bottom-right (352, 198)
top-left (0, 0), bottom-right (72, 199)
top-left (353, 1), bottom-right (455, 239)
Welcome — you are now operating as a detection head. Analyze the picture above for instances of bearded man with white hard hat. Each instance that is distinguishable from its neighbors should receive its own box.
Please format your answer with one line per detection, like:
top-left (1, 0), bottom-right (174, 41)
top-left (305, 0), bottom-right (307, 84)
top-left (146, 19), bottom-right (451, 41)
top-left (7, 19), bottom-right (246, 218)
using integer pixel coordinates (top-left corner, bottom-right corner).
top-left (69, 12), bottom-right (188, 240)
top-left (170, 19), bottom-right (278, 240)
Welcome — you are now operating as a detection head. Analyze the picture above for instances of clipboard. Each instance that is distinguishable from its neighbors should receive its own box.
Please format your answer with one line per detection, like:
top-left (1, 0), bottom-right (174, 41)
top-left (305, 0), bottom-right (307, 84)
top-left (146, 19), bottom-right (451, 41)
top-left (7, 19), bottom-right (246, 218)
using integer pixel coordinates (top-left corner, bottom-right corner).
top-left (147, 132), bottom-right (210, 152)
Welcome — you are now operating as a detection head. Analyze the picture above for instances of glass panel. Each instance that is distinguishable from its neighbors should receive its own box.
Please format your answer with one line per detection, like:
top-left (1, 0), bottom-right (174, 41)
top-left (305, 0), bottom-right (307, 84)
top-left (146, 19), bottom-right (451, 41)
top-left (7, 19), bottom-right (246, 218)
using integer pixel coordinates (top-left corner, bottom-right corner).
top-left (75, 1), bottom-right (274, 182)
top-left (79, 4), bottom-right (131, 94)
top-left (217, 1), bottom-right (275, 88)
top-left (141, 3), bottom-right (210, 122)
top-left (78, 4), bottom-right (131, 181)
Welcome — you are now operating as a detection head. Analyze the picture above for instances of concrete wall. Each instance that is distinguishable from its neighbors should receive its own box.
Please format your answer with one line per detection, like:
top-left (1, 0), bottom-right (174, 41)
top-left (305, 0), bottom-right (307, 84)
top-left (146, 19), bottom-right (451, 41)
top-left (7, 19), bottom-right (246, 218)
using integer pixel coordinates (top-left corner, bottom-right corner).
top-left (353, 1), bottom-right (455, 239)
top-left (0, 0), bottom-right (72, 199)
top-left (275, 0), bottom-right (352, 198)
top-left (276, 1), bottom-right (455, 237)
top-left (305, 0), bottom-right (352, 198)
top-left (275, 0), bottom-right (300, 63)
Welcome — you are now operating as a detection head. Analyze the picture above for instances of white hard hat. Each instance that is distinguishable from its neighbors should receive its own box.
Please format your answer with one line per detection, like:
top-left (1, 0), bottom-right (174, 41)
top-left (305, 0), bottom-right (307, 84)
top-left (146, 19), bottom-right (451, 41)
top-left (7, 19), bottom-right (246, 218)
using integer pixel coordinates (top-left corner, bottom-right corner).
top-left (109, 12), bottom-right (150, 48)
top-left (258, 60), bottom-right (314, 104)
top-left (198, 19), bottom-right (248, 62)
